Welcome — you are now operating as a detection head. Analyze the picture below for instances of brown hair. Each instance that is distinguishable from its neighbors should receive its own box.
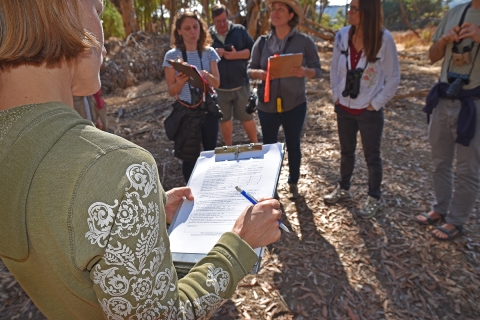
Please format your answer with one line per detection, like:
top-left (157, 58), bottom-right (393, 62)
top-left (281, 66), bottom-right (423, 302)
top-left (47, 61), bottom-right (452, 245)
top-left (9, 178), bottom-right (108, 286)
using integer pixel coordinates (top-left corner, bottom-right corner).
top-left (350, 0), bottom-right (383, 63)
top-left (211, 4), bottom-right (229, 19)
top-left (171, 10), bottom-right (212, 52)
top-left (0, 0), bottom-right (99, 70)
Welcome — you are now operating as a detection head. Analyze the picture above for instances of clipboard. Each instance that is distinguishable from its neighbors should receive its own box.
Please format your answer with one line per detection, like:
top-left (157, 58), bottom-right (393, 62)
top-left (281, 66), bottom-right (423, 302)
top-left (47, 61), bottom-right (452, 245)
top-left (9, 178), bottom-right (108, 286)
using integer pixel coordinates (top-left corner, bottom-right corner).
top-left (168, 143), bottom-right (285, 275)
top-left (167, 59), bottom-right (214, 94)
top-left (268, 53), bottom-right (303, 78)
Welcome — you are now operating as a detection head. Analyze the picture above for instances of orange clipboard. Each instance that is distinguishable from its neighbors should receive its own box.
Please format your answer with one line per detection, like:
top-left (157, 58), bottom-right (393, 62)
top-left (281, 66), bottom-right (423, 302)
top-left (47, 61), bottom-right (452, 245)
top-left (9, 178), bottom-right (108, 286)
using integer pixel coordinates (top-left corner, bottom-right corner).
top-left (167, 59), bottom-right (214, 93)
top-left (268, 53), bottom-right (303, 79)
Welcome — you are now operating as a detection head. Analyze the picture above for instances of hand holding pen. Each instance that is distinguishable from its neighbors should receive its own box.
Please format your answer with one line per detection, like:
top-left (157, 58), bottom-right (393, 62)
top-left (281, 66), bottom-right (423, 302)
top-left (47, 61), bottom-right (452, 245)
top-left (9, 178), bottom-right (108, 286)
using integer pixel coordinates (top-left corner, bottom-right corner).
top-left (235, 186), bottom-right (290, 233)
top-left (230, 189), bottom-right (284, 249)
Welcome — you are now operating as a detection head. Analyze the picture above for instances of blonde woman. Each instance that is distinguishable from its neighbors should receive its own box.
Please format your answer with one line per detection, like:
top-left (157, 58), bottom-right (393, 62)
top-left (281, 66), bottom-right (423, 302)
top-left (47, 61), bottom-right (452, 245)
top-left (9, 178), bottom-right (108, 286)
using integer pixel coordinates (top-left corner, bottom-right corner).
top-left (0, 1), bottom-right (282, 318)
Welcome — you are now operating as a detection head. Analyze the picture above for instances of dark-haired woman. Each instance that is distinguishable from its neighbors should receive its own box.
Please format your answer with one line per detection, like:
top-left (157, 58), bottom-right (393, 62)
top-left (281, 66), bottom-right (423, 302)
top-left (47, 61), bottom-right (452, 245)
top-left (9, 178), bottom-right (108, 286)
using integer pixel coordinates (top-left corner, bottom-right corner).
top-left (324, 0), bottom-right (400, 218)
top-left (163, 10), bottom-right (221, 183)
top-left (248, 0), bottom-right (322, 198)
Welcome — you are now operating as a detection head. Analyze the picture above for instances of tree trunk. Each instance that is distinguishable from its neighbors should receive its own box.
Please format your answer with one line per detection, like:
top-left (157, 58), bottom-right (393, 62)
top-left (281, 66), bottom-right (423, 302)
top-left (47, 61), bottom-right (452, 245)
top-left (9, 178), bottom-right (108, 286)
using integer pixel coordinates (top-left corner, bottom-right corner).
top-left (318, 0), bottom-right (329, 23)
top-left (245, 0), bottom-right (261, 38)
top-left (169, 0), bottom-right (176, 35)
top-left (111, 0), bottom-right (138, 37)
top-left (396, 0), bottom-right (420, 38)
top-left (201, 0), bottom-right (210, 25)
top-left (220, 0), bottom-right (242, 24)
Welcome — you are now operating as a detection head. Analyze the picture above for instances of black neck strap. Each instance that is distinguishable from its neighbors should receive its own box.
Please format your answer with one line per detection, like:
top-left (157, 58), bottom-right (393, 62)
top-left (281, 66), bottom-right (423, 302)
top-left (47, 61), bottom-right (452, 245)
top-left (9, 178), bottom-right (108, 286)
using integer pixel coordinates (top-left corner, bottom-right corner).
top-left (181, 48), bottom-right (203, 69)
top-left (453, 2), bottom-right (472, 52)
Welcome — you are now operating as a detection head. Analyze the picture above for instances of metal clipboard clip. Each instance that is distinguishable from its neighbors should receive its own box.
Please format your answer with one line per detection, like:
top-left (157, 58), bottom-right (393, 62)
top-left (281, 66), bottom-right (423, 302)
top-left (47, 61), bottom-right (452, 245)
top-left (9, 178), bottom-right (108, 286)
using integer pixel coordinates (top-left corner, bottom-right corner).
top-left (214, 143), bottom-right (263, 160)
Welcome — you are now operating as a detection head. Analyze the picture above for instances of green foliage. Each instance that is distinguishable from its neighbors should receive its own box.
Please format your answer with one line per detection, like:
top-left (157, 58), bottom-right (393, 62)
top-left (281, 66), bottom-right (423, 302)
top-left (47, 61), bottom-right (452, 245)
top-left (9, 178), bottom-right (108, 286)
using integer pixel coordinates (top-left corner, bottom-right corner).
top-left (331, 8), bottom-right (347, 29)
top-left (102, 0), bottom-right (125, 39)
top-left (134, 0), bottom-right (161, 31)
top-left (383, 0), bottom-right (444, 30)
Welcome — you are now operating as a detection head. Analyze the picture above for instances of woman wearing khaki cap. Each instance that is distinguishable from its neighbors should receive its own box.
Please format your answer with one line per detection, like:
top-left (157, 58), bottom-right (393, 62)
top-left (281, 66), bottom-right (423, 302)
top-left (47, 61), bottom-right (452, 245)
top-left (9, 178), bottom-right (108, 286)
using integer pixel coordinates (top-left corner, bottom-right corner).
top-left (248, 0), bottom-right (322, 198)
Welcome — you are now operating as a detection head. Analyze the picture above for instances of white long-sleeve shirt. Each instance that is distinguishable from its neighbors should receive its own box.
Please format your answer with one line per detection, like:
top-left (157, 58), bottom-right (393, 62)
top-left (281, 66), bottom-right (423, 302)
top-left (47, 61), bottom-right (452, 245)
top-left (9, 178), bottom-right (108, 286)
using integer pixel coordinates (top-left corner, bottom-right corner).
top-left (330, 26), bottom-right (401, 111)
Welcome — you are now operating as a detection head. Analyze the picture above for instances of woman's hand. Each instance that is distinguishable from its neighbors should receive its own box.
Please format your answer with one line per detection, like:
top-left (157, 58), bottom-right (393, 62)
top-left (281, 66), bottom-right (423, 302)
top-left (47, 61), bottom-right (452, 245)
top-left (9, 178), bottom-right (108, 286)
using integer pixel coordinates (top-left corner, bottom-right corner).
top-left (175, 72), bottom-right (189, 87)
top-left (251, 69), bottom-right (273, 81)
top-left (164, 187), bottom-right (194, 224)
top-left (231, 199), bottom-right (282, 249)
top-left (366, 105), bottom-right (375, 111)
top-left (290, 66), bottom-right (306, 78)
top-left (200, 70), bottom-right (210, 79)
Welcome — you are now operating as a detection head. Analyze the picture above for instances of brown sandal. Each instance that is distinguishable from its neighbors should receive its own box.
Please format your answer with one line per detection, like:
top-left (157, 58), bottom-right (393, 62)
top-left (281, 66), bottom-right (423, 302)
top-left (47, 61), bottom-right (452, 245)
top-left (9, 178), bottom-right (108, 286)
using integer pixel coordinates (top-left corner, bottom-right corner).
top-left (415, 211), bottom-right (443, 225)
top-left (431, 224), bottom-right (463, 241)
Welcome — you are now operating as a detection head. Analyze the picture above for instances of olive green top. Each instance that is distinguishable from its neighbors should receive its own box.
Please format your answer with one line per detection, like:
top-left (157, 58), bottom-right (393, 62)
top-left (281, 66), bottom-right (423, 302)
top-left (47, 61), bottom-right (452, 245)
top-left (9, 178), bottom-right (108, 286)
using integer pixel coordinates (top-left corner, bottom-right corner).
top-left (0, 102), bottom-right (257, 319)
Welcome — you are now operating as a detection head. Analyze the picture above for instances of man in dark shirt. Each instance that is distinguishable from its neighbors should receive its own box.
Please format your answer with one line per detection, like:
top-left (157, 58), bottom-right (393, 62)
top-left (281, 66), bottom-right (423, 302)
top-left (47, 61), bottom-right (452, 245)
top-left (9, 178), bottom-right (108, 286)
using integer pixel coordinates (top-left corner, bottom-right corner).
top-left (209, 4), bottom-right (257, 146)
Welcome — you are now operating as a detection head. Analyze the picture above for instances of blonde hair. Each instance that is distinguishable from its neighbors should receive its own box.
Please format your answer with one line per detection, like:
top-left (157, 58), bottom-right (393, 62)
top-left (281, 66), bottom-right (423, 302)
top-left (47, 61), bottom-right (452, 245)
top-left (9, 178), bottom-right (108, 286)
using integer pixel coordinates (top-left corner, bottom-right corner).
top-left (0, 0), bottom-right (99, 70)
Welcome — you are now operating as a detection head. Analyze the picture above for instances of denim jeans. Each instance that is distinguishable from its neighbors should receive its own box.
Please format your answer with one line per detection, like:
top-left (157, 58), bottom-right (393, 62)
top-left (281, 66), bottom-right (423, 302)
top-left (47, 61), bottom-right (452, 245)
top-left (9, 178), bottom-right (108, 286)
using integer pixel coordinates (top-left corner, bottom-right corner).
top-left (258, 102), bottom-right (307, 184)
top-left (335, 105), bottom-right (384, 199)
top-left (182, 113), bottom-right (219, 183)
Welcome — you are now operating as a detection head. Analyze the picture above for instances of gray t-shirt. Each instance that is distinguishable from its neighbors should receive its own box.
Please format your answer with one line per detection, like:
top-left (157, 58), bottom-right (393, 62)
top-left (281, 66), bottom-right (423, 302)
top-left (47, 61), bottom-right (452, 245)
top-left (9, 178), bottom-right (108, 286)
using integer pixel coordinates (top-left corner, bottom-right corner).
top-left (433, 3), bottom-right (480, 90)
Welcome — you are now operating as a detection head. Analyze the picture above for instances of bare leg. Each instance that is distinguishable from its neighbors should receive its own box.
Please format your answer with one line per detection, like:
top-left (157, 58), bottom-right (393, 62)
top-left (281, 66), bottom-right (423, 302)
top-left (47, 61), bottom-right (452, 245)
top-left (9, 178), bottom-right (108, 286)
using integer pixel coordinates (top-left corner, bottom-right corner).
top-left (242, 119), bottom-right (258, 143)
top-left (220, 120), bottom-right (233, 146)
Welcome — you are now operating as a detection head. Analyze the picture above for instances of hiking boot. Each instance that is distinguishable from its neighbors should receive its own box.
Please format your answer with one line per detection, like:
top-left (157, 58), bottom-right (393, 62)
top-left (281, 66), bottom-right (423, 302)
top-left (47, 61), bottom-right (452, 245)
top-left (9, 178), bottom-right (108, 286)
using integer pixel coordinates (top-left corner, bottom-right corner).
top-left (288, 183), bottom-right (299, 199)
top-left (356, 196), bottom-right (384, 219)
top-left (323, 185), bottom-right (352, 204)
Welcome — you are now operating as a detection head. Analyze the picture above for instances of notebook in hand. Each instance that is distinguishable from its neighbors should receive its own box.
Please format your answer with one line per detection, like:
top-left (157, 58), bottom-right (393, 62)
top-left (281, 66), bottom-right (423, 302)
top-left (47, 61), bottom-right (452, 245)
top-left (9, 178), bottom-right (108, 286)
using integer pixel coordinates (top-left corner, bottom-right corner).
top-left (167, 59), bottom-right (214, 93)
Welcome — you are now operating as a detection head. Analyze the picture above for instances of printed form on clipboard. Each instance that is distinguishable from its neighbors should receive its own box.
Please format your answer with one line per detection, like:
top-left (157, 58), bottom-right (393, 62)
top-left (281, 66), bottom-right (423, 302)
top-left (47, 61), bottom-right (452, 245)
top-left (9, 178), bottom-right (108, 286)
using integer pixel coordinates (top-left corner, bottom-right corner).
top-left (268, 53), bottom-right (303, 78)
top-left (168, 143), bottom-right (285, 274)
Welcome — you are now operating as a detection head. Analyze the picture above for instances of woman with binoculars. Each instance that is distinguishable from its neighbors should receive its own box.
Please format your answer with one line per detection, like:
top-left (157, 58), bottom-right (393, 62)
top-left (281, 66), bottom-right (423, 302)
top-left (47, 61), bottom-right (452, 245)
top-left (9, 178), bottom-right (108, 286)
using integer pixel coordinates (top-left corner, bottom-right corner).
top-left (163, 10), bottom-right (221, 183)
top-left (325, 0), bottom-right (400, 218)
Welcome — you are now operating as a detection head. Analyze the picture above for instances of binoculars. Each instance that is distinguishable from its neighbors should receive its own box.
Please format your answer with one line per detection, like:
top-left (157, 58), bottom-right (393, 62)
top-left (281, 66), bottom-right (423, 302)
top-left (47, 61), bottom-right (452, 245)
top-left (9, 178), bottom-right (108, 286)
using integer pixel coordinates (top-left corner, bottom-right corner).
top-left (452, 45), bottom-right (472, 66)
top-left (191, 87), bottom-right (224, 119)
top-left (342, 68), bottom-right (364, 99)
top-left (445, 72), bottom-right (470, 99)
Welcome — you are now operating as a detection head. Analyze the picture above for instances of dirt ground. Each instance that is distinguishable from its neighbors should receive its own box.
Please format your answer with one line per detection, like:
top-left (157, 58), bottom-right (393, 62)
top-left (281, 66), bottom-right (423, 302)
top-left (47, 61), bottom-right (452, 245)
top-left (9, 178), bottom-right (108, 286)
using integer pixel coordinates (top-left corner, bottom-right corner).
top-left (1, 39), bottom-right (480, 319)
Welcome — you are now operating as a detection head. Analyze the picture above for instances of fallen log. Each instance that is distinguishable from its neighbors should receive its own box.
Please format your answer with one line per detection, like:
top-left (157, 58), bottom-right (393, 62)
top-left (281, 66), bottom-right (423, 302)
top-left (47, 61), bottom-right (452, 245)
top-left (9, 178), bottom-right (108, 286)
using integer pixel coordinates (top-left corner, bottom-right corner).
top-left (298, 24), bottom-right (335, 42)
top-left (392, 89), bottom-right (430, 100)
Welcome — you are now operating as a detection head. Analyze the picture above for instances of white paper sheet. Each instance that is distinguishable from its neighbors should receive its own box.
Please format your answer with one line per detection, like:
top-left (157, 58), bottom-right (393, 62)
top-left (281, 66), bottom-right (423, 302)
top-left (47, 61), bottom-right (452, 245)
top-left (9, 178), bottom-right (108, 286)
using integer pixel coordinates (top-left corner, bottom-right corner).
top-left (169, 143), bottom-right (284, 255)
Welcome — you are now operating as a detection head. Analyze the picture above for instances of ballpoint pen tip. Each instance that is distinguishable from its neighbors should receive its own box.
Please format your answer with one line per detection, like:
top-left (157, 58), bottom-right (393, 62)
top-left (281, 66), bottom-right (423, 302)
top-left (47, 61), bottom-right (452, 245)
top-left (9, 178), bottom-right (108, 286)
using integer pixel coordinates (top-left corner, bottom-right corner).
top-left (235, 186), bottom-right (242, 192)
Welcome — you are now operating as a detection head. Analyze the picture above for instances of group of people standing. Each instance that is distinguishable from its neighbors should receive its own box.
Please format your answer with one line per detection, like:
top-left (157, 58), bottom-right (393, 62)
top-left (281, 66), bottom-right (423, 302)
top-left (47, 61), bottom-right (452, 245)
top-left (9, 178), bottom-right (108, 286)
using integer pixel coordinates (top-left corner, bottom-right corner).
top-left (163, 0), bottom-right (480, 242)
top-left (163, 0), bottom-right (400, 214)
top-left (1, 0), bottom-right (479, 318)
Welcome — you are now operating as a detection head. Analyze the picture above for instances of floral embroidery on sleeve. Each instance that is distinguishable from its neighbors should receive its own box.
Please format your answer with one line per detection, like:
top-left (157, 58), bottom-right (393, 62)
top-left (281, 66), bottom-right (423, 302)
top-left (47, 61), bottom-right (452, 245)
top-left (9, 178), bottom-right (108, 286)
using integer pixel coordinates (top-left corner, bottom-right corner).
top-left (85, 162), bottom-right (231, 319)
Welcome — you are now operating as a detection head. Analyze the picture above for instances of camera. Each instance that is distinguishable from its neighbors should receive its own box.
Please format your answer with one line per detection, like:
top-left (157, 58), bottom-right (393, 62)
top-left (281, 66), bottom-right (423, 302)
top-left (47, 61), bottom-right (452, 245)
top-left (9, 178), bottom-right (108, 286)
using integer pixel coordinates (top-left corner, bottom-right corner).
top-left (445, 72), bottom-right (470, 99)
top-left (191, 87), bottom-right (223, 119)
top-left (203, 92), bottom-right (223, 119)
top-left (342, 68), bottom-right (364, 99)
top-left (246, 91), bottom-right (258, 114)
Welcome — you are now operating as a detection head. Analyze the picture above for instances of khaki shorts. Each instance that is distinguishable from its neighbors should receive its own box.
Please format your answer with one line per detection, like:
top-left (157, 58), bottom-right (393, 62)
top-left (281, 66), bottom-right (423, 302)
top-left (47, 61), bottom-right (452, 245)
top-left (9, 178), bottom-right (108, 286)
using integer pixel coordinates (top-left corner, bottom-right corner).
top-left (217, 84), bottom-right (253, 123)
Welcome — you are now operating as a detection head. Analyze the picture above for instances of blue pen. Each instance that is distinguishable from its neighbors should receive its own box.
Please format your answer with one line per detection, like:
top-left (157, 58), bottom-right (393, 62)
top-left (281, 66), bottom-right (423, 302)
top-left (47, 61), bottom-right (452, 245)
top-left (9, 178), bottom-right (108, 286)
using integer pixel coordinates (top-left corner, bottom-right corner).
top-left (235, 186), bottom-right (290, 233)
